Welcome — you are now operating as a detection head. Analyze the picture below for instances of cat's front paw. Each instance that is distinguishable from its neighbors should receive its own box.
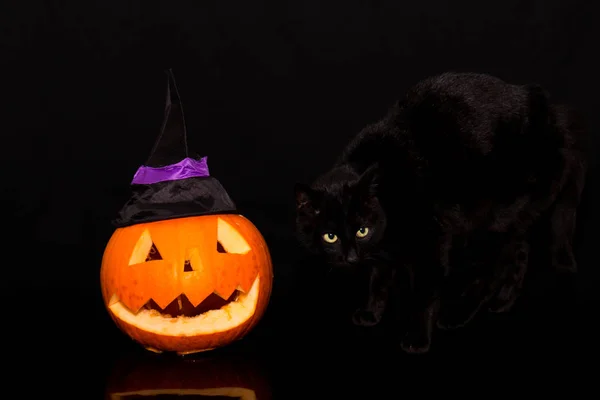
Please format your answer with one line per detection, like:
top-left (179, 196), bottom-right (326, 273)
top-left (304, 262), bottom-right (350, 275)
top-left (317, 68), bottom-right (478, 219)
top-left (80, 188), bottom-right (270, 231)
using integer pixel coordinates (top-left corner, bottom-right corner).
top-left (400, 331), bottom-right (431, 354)
top-left (552, 247), bottom-right (578, 273)
top-left (437, 288), bottom-right (486, 330)
top-left (436, 311), bottom-right (476, 330)
top-left (487, 282), bottom-right (519, 313)
top-left (352, 308), bottom-right (381, 327)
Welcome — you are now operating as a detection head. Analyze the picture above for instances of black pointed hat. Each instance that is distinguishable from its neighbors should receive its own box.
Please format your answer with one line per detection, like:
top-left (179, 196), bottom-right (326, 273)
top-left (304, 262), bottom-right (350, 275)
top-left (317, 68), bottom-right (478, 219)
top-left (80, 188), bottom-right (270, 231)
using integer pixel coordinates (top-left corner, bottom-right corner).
top-left (113, 70), bottom-right (237, 228)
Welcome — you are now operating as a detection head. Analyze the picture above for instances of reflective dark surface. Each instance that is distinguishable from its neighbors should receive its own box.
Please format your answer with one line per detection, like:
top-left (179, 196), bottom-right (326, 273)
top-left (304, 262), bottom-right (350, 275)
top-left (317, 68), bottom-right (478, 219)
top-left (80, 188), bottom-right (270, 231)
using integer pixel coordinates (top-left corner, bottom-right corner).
top-left (5, 235), bottom-right (597, 399)
top-left (106, 350), bottom-right (271, 400)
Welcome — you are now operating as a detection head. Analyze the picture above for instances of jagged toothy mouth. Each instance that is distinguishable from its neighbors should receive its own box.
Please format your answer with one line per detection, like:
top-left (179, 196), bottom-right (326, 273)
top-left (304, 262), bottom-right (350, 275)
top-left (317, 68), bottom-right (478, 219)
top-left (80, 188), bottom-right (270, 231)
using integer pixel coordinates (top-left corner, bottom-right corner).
top-left (141, 290), bottom-right (242, 318)
top-left (108, 277), bottom-right (260, 336)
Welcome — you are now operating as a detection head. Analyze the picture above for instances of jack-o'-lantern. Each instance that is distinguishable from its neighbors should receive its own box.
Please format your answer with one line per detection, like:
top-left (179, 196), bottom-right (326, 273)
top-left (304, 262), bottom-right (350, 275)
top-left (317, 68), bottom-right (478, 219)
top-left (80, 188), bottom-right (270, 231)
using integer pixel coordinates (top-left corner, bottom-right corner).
top-left (100, 70), bottom-right (273, 355)
top-left (106, 352), bottom-right (271, 399)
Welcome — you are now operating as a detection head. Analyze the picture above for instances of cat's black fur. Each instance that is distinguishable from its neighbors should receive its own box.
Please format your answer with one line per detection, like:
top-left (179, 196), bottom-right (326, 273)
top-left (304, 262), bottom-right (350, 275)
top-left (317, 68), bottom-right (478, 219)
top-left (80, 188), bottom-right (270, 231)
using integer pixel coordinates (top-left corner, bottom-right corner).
top-left (294, 72), bottom-right (588, 354)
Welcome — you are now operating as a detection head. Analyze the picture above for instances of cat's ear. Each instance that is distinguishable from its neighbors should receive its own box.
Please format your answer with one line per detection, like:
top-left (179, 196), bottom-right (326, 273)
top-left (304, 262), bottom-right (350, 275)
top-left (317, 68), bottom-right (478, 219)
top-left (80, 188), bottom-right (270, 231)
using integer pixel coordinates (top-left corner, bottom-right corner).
top-left (357, 163), bottom-right (380, 196)
top-left (295, 183), bottom-right (319, 213)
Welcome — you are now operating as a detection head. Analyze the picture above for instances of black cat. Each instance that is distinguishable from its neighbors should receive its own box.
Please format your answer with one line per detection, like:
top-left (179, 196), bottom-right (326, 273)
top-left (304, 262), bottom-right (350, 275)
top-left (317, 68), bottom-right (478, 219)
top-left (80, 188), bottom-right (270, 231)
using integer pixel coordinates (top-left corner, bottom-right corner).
top-left (294, 72), bottom-right (588, 354)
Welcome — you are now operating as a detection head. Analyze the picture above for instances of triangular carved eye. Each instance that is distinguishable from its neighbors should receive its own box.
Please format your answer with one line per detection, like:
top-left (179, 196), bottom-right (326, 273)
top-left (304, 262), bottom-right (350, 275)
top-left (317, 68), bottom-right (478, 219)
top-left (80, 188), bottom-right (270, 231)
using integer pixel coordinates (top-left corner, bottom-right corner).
top-left (216, 217), bottom-right (251, 254)
top-left (129, 229), bottom-right (163, 265)
top-left (146, 243), bottom-right (163, 261)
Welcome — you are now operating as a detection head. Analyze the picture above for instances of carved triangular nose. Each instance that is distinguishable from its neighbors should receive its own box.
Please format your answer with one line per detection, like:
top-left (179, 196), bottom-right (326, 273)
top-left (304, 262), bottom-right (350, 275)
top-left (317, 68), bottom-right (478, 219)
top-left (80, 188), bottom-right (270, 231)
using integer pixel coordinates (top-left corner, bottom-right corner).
top-left (183, 259), bottom-right (193, 272)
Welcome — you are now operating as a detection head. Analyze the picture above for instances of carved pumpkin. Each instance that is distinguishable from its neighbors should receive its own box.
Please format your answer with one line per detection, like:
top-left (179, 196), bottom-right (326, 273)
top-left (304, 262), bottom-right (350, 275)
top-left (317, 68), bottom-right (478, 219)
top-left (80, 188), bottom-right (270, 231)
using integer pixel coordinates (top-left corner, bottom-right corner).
top-left (101, 214), bottom-right (273, 354)
top-left (106, 352), bottom-right (272, 399)
top-left (101, 70), bottom-right (273, 355)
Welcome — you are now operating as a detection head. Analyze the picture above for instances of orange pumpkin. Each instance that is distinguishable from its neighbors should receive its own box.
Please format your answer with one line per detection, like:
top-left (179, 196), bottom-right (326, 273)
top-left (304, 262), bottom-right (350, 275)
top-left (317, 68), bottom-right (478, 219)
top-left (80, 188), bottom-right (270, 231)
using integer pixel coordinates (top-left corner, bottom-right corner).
top-left (106, 352), bottom-right (272, 399)
top-left (100, 214), bottom-right (273, 355)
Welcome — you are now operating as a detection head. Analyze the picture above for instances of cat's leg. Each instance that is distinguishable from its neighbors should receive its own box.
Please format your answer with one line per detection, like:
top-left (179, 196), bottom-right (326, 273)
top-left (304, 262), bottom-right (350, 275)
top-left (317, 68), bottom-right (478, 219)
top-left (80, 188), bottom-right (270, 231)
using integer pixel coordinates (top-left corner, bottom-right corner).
top-left (400, 234), bottom-right (450, 353)
top-left (488, 159), bottom-right (585, 312)
top-left (352, 264), bottom-right (395, 327)
top-left (489, 158), bottom-right (585, 312)
top-left (488, 238), bottom-right (529, 313)
top-left (400, 294), bottom-right (440, 354)
top-left (437, 233), bottom-right (514, 329)
top-left (549, 161), bottom-right (586, 274)
top-left (437, 274), bottom-right (494, 330)
top-left (551, 208), bottom-right (578, 273)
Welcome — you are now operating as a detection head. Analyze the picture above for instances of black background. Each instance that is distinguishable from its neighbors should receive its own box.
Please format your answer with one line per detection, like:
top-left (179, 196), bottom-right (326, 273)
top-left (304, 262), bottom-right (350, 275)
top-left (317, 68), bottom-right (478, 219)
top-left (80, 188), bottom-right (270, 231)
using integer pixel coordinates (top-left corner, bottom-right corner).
top-left (2, 0), bottom-right (599, 396)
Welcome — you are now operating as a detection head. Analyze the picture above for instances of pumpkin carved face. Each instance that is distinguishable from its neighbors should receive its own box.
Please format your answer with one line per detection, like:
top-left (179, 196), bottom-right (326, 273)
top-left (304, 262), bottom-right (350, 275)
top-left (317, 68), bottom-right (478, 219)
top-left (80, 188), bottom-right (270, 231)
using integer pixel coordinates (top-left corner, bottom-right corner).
top-left (100, 214), bottom-right (273, 355)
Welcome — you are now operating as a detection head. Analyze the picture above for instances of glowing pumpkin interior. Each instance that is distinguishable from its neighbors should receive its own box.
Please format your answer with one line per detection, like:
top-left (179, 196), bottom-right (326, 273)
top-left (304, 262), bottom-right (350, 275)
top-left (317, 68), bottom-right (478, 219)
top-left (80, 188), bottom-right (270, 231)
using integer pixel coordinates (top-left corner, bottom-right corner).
top-left (106, 216), bottom-right (264, 338)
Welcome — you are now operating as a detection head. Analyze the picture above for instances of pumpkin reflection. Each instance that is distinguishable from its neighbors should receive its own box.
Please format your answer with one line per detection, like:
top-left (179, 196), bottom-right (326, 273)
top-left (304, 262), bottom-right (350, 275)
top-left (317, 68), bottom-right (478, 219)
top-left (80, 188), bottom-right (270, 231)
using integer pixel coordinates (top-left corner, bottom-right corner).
top-left (105, 352), bottom-right (271, 400)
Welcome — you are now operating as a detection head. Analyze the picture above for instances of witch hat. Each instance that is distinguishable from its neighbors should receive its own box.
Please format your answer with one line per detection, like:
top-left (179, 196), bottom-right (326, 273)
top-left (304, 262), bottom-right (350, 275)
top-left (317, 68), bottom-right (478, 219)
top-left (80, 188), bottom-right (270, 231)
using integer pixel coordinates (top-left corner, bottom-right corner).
top-left (113, 69), bottom-right (237, 228)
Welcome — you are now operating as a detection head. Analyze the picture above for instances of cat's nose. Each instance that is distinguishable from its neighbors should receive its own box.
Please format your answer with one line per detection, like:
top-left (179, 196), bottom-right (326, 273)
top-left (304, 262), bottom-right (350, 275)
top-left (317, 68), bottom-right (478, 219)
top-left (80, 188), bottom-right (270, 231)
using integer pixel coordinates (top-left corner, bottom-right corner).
top-left (346, 249), bottom-right (359, 265)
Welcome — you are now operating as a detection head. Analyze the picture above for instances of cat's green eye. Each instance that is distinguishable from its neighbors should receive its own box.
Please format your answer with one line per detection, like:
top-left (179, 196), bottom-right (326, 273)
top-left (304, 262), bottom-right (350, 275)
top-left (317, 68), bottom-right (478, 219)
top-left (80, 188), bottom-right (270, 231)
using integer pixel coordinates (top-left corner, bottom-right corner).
top-left (322, 233), bottom-right (338, 243)
top-left (356, 227), bottom-right (369, 238)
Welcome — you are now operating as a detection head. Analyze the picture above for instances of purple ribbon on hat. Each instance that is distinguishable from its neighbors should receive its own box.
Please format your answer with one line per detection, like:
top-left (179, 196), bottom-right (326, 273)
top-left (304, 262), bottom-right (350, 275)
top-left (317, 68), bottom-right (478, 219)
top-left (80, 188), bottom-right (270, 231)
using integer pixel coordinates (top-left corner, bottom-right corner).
top-left (131, 156), bottom-right (210, 185)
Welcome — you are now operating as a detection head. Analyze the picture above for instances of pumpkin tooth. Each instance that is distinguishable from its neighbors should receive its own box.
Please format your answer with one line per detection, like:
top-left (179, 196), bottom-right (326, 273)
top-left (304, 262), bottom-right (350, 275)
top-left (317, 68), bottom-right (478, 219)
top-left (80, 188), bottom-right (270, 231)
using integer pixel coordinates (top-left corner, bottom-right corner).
top-left (239, 272), bottom-right (256, 294)
top-left (183, 282), bottom-right (213, 308)
top-left (235, 285), bottom-right (245, 294)
top-left (108, 294), bottom-right (120, 306)
top-left (214, 287), bottom-right (236, 301)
